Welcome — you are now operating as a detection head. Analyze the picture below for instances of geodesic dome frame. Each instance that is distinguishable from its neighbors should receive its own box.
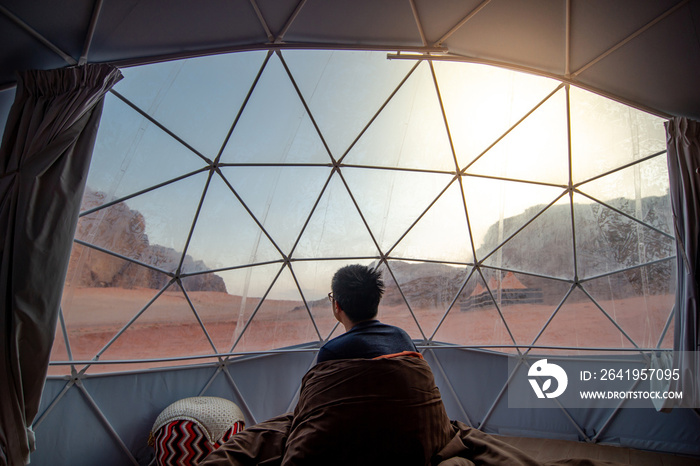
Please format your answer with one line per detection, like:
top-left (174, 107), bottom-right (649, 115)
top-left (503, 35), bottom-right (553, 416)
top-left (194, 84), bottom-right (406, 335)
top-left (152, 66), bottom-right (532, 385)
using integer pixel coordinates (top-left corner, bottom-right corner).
top-left (1, 1), bottom-right (699, 465)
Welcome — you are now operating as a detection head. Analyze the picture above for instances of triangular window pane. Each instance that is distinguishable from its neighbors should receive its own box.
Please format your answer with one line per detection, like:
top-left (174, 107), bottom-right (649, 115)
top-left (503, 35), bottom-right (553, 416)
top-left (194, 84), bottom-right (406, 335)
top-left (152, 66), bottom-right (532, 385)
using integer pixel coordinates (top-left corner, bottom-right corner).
top-left (570, 86), bottom-right (666, 184)
top-left (61, 245), bottom-right (180, 372)
top-left (534, 287), bottom-right (638, 353)
top-left (573, 193), bottom-right (676, 280)
top-left (76, 173), bottom-right (208, 274)
top-left (387, 260), bottom-right (471, 340)
top-left (96, 283), bottom-right (221, 371)
top-left (179, 271), bottom-right (260, 355)
top-left (581, 262), bottom-right (676, 349)
top-left (49, 315), bottom-right (70, 376)
top-left (283, 50), bottom-right (415, 159)
top-left (576, 154), bottom-right (674, 235)
top-left (465, 88), bottom-right (569, 185)
top-left (203, 264), bottom-right (289, 352)
top-left (434, 61), bottom-right (561, 170)
top-left (231, 265), bottom-right (321, 352)
top-left (658, 313), bottom-right (675, 349)
top-left (220, 53), bottom-right (330, 164)
top-left (294, 171), bottom-right (380, 259)
top-left (115, 51), bottom-right (267, 158)
top-left (342, 61), bottom-right (455, 171)
top-left (465, 176), bottom-right (567, 260)
top-left (221, 166), bottom-right (331, 257)
top-left (482, 271), bottom-right (572, 348)
top-left (482, 197), bottom-right (574, 280)
top-left (343, 168), bottom-right (453, 253)
top-left (184, 172), bottom-right (283, 273)
top-left (431, 272), bottom-right (516, 350)
top-left (376, 263), bottom-right (426, 341)
top-left (88, 93), bottom-right (207, 201)
top-left (390, 180), bottom-right (473, 263)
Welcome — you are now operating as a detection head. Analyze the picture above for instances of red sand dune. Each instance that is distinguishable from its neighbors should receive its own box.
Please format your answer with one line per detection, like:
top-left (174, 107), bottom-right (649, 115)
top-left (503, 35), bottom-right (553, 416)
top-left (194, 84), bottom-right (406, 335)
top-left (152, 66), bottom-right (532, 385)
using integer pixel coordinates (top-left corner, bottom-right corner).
top-left (50, 287), bottom-right (674, 375)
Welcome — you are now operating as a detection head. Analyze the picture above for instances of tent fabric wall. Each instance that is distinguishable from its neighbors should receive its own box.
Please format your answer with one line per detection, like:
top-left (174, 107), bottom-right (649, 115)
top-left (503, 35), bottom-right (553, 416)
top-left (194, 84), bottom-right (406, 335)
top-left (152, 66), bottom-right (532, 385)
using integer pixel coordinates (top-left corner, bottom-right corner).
top-left (31, 349), bottom-right (700, 465)
top-left (0, 64), bottom-right (121, 465)
top-left (666, 117), bottom-right (700, 408)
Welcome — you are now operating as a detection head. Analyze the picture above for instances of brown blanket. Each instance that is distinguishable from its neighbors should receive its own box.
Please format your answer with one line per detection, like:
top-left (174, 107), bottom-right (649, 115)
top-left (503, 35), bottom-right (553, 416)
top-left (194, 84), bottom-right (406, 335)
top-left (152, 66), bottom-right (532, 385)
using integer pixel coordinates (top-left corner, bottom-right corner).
top-left (200, 356), bottom-right (622, 466)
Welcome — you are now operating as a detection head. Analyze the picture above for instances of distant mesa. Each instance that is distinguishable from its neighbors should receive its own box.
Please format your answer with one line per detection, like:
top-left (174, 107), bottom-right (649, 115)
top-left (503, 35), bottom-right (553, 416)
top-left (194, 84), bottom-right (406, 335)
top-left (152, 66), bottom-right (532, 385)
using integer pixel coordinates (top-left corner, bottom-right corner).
top-left (68, 188), bottom-right (673, 304)
top-left (67, 188), bottom-right (227, 293)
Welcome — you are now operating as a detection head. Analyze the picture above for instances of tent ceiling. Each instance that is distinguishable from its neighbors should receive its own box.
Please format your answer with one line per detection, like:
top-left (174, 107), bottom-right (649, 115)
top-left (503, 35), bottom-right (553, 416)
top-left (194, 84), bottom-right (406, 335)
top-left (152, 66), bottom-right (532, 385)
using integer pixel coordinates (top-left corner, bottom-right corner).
top-left (0, 0), bottom-right (699, 120)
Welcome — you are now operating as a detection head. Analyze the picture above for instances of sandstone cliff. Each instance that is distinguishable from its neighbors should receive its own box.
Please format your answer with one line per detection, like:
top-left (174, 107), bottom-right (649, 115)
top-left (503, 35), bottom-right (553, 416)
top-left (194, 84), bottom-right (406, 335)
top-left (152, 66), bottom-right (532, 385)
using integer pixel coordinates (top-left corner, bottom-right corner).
top-left (68, 188), bottom-right (226, 293)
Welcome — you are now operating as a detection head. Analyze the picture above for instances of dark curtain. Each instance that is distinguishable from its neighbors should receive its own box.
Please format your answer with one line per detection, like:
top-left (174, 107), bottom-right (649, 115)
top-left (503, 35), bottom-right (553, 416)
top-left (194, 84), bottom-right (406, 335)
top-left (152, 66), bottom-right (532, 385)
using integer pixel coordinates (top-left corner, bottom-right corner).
top-left (0, 64), bottom-right (122, 465)
top-left (666, 117), bottom-right (700, 409)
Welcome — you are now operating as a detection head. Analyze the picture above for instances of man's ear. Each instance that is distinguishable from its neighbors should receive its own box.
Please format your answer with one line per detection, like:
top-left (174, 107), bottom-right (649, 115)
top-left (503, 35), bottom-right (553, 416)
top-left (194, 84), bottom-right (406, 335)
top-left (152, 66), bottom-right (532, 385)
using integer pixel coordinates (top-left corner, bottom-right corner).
top-left (332, 300), bottom-right (343, 320)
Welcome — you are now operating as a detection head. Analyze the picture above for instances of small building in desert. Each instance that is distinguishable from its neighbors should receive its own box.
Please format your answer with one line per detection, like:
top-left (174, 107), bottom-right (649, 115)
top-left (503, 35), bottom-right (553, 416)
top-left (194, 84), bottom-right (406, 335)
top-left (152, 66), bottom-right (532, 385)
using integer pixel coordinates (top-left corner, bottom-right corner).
top-left (461, 272), bottom-right (543, 311)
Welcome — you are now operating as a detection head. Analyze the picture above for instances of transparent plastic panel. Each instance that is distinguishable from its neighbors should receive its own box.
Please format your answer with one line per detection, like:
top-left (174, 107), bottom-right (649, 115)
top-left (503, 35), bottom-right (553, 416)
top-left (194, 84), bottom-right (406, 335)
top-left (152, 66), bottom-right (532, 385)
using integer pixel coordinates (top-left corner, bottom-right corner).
top-left (231, 265), bottom-right (321, 352)
top-left (292, 259), bottom-right (378, 341)
top-left (390, 180), bottom-right (473, 263)
top-left (465, 88), bottom-right (569, 185)
top-left (183, 172), bottom-right (283, 273)
top-left (178, 272), bottom-right (247, 353)
top-left (343, 168), bottom-right (453, 253)
top-left (433, 61), bottom-right (561, 170)
top-left (282, 50), bottom-right (415, 159)
top-left (115, 51), bottom-right (267, 158)
top-left (576, 154), bottom-right (674, 235)
top-left (59, 244), bottom-right (179, 372)
top-left (386, 260), bottom-right (471, 340)
top-left (658, 313), bottom-right (675, 349)
top-left (220, 53), bottom-right (330, 164)
top-left (220, 166), bottom-right (331, 257)
top-left (482, 196), bottom-right (574, 280)
top-left (573, 193), bottom-right (676, 280)
top-left (88, 93), bottom-right (207, 201)
top-left (492, 272), bottom-right (574, 348)
top-left (294, 171), bottom-right (380, 259)
top-left (464, 176), bottom-right (567, 260)
top-left (95, 283), bottom-right (221, 371)
top-left (570, 86), bottom-right (667, 184)
top-left (342, 61), bottom-right (456, 171)
top-left (582, 261), bottom-right (676, 349)
top-left (433, 271), bottom-right (572, 352)
top-left (534, 287), bottom-right (640, 354)
top-left (435, 269), bottom-right (571, 352)
top-left (215, 263), bottom-right (280, 323)
top-left (431, 272), bottom-right (517, 351)
top-left (375, 263), bottom-right (425, 341)
top-left (181, 267), bottom-right (275, 354)
top-left (76, 172), bottom-right (208, 274)
top-left (49, 316), bottom-right (70, 376)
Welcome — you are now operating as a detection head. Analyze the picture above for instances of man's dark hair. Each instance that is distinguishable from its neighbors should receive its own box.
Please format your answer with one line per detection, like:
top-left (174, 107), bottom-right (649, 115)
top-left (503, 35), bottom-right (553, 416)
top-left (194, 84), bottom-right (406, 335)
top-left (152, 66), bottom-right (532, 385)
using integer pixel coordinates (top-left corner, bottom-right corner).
top-left (331, 264), bottom-right (385, 322)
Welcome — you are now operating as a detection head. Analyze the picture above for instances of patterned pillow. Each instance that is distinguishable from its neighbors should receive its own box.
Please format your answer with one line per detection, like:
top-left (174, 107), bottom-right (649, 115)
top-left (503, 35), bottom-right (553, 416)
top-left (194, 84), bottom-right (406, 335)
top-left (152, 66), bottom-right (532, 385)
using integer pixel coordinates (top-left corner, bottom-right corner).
top-left (149, 397), bottom-right (245, 465)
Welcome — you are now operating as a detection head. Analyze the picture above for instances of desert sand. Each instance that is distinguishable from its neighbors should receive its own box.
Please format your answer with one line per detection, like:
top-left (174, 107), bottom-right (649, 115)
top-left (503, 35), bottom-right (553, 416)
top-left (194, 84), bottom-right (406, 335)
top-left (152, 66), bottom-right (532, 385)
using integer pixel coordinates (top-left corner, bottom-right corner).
top-left (50, 286), bottom-right (674, 375)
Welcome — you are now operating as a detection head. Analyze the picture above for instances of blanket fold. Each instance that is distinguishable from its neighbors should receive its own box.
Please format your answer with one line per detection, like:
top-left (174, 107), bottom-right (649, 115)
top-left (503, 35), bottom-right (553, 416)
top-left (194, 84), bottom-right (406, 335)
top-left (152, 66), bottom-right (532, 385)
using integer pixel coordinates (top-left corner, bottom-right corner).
top-left (201, 357), bottom-right (624, 466)
top-left (282, 356), bottom-right (454, 465)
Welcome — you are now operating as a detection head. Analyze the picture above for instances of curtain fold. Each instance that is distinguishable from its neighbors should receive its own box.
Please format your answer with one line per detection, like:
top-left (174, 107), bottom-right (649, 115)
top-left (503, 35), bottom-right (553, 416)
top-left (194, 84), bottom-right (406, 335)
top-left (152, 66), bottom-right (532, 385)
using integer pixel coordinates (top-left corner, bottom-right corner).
top-left (0, 64), bottom-right (122, 465)
top-left (666, 117), bottom-right (700, 409)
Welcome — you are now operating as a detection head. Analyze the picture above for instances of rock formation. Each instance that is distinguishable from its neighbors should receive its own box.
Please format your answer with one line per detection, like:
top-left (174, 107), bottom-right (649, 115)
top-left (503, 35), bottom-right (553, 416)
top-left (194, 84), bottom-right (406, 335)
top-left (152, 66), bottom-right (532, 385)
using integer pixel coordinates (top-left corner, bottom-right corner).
top-left (67, 188), bottom-right (227, 293)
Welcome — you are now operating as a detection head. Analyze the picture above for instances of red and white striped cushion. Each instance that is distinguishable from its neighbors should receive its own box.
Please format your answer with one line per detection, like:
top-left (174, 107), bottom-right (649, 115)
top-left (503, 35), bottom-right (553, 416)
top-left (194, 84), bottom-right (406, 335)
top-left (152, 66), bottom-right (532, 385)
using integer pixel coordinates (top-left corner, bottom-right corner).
top-left (153, 419), bottom-right (243, 465)
top-left (149, 397), bottom-right (245, 465)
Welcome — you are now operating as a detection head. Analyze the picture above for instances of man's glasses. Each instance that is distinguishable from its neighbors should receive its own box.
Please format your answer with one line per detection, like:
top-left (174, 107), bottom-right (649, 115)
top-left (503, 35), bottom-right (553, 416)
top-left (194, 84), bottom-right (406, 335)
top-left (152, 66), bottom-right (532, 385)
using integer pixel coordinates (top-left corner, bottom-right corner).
top-left (327, 292), bottom-right (334, 303)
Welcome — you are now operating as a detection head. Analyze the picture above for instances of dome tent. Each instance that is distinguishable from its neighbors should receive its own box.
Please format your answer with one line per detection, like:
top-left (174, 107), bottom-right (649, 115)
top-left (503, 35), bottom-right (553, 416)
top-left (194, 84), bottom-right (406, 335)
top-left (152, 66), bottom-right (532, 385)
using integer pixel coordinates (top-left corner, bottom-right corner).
top-left (0, 1), bottom-right (699, 465)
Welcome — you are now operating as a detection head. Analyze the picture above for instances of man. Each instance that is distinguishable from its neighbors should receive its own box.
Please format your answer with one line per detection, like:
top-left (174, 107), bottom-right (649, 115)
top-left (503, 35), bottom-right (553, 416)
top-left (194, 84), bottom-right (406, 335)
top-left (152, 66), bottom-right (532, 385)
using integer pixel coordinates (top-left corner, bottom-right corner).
top-left (201, 265), bottom-right (460, 465)
top-left (317, 264), bottom-right (417, 362)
